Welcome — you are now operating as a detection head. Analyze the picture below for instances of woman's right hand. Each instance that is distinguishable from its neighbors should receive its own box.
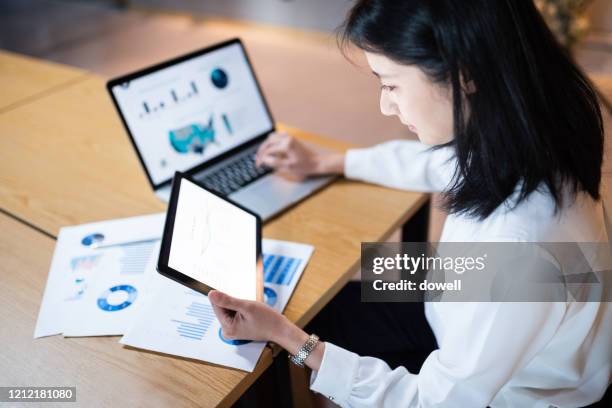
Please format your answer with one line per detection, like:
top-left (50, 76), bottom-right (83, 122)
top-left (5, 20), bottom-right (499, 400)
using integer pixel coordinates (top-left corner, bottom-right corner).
top-left (255, 132), bottom-right (344, 180)
top-left (208, 290), bottom-right (324, 371)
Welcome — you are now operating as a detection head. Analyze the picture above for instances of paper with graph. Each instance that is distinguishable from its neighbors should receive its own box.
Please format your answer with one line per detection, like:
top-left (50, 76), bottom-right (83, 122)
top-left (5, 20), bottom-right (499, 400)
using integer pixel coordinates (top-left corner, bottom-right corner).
top-left (120, 239), bottom-right (314, 372)
top-left (34, 213), bottom-right (165, 338)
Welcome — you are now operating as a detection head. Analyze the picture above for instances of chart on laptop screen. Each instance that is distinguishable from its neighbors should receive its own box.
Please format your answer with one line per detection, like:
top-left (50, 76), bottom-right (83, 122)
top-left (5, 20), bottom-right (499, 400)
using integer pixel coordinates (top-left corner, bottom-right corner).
top-left (111, 42), bottom-right (273, 186)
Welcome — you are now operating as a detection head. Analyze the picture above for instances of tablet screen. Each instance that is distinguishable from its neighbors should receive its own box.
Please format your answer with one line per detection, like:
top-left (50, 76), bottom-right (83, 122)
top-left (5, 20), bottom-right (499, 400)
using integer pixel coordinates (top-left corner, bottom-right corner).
top-left (167, 177), bottom-right (258, 300)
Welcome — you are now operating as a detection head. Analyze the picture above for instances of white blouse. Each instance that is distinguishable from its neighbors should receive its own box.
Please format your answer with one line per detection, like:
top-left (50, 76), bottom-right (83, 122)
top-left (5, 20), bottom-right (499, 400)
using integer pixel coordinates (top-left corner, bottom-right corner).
top-left (309, 140), bottom-right (611, 407)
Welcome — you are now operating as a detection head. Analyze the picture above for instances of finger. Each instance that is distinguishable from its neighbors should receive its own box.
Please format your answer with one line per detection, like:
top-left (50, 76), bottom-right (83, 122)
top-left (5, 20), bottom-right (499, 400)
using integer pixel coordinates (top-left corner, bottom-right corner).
top-left (213, 312), bottom-right (238, 340)
top-left (256, 136), bottom-right (277, 157)
top-left (258, 132), bottom-right (287, 153)
top-left (261, 133), bottom-right (292, 153)
top-left (208, 290), bottom-right (243, 311)
top-left (256, 146), bottom-right (279, 167)
top-left (259, 154), bottom-right (291, 169)
top-left (256, 140), bottom-right (284, 167)
top-left (260, 141), bottom-right (293, 158)
top-left (256, 132), bottom-right (294, 167)
top-left (257, 150), bottom-right (288, 169)
top-left (257, 136), bottom-right (291, 161)
top-left (210, 301), bottom-right (230, 323)
top-left (220, 327), bottom-right (238, 340)
top-left (209, 302), bottom-right (238, 332)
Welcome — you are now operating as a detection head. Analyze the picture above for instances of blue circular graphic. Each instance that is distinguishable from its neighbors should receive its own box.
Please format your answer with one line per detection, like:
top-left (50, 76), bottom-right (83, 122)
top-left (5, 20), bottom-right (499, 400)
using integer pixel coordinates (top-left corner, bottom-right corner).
top-left (81, 232), bottom-right (105, 247)
top-left (211, 68), bottom-right (229, 89)
top-left (97, 284), bottom-right (137, 312)
top-left (218, 328), bottom-right (251, 345)
top-left (264, 286), bottom-right (277, 307)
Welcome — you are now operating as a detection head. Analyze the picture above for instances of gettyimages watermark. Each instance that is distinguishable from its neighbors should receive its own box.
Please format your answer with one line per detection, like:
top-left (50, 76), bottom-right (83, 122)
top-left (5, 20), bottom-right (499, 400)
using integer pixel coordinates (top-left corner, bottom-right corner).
top-left (360, 242), bottom-right (612, 302)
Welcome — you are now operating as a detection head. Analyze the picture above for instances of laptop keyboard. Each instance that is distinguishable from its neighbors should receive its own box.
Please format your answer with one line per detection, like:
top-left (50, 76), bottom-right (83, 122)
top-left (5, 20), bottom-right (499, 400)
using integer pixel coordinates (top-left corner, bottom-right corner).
top-left (194, 152), bottom-right (272, 196)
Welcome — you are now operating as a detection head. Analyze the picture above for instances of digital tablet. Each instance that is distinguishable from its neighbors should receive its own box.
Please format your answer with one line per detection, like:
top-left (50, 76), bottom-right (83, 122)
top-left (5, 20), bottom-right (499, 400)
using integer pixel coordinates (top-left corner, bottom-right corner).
top-left (158, 172), bottom-right (263, 301)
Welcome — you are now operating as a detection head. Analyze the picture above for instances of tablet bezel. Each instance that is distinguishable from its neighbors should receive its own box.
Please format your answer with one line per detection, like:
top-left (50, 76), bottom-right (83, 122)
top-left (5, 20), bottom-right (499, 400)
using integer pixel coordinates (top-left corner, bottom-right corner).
top-left (157, 171), bottom-right (263, 299)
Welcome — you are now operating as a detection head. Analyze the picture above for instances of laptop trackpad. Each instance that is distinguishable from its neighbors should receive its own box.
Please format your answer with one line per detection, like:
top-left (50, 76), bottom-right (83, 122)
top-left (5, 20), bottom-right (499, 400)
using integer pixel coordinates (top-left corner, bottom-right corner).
top-left (229, 173), bottom-right (332, 220)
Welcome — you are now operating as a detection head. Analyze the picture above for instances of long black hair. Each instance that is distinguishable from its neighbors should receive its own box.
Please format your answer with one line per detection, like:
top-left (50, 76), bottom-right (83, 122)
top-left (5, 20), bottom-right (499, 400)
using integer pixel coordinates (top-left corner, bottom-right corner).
top-left (340, 0), bottom-right (604, 218)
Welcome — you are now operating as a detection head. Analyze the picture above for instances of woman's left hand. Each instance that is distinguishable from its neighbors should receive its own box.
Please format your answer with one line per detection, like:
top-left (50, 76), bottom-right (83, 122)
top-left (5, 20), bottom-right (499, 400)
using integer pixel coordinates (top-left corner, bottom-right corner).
top-left (208, 290), bottom-right (294, 344)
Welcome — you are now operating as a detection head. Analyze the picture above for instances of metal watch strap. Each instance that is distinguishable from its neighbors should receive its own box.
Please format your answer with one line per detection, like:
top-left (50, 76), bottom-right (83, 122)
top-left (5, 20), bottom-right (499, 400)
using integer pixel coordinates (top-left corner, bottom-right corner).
top-left (289, 334), bottom-right (319, 367)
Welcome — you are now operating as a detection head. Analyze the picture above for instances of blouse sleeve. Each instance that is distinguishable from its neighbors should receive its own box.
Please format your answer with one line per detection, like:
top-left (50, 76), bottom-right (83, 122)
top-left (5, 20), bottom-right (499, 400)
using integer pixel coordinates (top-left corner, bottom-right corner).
top-left (309, 301), bottom-right (567, 407)
top-left (343, 140), bottom-right (456, 192)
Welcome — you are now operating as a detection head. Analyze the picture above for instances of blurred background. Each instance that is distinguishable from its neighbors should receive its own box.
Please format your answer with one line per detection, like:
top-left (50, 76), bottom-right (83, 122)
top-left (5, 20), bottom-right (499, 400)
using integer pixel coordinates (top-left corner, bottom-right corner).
top-left (1, 0), bottom-right (611, 240)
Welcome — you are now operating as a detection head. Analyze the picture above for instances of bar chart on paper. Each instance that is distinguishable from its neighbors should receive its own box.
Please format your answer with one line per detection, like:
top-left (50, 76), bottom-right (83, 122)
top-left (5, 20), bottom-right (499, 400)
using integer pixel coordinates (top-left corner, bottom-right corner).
top-left (119, 241), bottom-right (157, 274)
top-left (120, 239), bottom-right (314, 371)
top-left (172, 291), bottom-right (216, 340)
top-left (263, 254), bottom-right (301, 286)
top-left (121, 278), bottom-right (268, 372)
top-left (171, 254), bottom-right (300, 341)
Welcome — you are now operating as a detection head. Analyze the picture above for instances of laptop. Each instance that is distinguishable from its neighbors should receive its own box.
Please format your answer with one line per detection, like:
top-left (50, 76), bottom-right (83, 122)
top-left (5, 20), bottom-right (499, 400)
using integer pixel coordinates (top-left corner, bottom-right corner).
top-left (107, 38), bottom-right (334, 221)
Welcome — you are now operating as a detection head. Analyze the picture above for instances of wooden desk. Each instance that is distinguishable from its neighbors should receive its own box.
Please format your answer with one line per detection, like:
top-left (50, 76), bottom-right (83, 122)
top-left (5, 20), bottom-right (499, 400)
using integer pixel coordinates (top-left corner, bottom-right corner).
top-left (0, 212), bottom-right (274, 407)
top-left (0, 76), bottom-right (165, 236)
top-left (0, 55), bottom-right (429, 406)
top-left (0, 50), bottom-right (86, 113)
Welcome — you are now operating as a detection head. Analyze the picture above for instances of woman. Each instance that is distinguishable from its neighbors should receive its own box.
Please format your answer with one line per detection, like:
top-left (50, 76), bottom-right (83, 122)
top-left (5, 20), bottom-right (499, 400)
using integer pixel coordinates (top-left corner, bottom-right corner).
top-left (209, 0), bottom-right (611, 406)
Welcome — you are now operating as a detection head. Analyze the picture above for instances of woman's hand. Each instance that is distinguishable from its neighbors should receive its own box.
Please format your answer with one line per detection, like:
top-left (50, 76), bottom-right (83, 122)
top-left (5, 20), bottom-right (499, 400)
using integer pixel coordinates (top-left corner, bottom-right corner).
top-left (208, 290), bottom-right (324, 371)
top-left (208, 290), bottom-right (289, 343)
top-left (255, 132), bottom-right (345, 180)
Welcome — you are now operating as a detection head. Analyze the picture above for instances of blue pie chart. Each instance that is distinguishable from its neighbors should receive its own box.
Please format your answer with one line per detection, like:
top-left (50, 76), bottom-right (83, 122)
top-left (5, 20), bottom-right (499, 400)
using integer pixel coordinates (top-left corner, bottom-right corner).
top-left (218, 328), bottom-right (251, 345)
top-left (97, 284), bottom-right (137, 312)
top-left (81, 232), bottom-right (105, 246)
top-left (264, 286), bottom-right (277, 307)
top-left (211, 68), bottom-right (229, 89)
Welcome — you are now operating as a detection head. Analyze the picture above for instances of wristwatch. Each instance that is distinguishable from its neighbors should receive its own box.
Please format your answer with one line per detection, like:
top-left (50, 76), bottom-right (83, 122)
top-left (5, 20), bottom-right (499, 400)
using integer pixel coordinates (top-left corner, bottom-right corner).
top-left (289, 334), bottom-right (320, 367)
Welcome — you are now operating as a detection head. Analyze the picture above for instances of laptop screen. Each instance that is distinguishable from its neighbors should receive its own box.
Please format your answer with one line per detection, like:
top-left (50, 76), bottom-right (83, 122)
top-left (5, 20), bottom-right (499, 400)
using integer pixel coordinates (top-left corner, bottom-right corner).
top-left (109, 40), bottom-right (274, 187)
